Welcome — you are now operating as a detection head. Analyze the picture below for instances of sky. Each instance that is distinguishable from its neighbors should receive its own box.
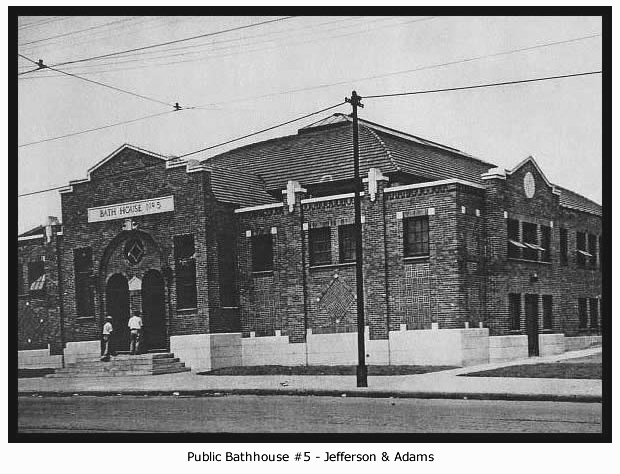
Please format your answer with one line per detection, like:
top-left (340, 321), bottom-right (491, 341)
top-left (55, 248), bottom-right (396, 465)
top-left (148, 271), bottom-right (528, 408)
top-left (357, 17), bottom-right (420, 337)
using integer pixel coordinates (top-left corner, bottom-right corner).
top-left (17, 15), bottom-right (603, 234)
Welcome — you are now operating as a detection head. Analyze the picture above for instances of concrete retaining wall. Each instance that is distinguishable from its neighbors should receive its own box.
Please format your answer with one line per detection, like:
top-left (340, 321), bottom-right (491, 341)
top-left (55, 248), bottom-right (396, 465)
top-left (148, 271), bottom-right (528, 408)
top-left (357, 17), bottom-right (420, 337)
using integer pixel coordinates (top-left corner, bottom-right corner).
top-left (64, 340), bottom-right (100, 364)
top-left (170, 333), bottom-right (242, 372)
top-left (565, 335), bottom-right (602, 351)
top-left (241, 334), bottom-right (305, 366)
top-left (390, 328), bottom-right (489, 366)
top-left (18, 347), bottom-right (63, 369)
top-left (489, 335), bottom-right (528, 363)
top-left (539, 333), bottom-right (565, 357)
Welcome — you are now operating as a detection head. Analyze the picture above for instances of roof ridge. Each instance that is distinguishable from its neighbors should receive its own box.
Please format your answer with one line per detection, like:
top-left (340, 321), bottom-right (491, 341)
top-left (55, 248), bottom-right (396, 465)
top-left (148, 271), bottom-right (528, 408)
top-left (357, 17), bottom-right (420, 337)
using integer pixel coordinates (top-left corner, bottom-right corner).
top-left (360, 124), bottom-right (401, 173)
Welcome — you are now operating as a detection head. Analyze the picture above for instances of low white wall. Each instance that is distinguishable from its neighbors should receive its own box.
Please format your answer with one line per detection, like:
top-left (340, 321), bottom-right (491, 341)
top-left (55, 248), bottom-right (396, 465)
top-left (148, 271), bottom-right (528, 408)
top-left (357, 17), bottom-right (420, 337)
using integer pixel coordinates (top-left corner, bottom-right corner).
top-left (170, 333), bottom-right (242, 372)
top-left (389, 328), bottom-right (489, 366)
top-left (241, 335), bottom-right (305, 366)
top-left (489, 335), bottom-right (528, 363)
top-left (565, 335), bottom-right (602, 352)
top-left (64, 340), bottom-right (101, 364)
top-left (539, 333), bottom-right (565, 357)
top-left (18, 347), bottom-right (63, 369)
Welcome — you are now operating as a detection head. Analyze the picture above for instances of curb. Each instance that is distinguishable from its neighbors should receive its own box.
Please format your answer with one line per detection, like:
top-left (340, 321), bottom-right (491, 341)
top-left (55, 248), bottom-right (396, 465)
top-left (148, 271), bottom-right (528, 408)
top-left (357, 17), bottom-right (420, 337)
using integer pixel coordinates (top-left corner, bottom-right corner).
top-left (18, 388), bottom-right (601, 403)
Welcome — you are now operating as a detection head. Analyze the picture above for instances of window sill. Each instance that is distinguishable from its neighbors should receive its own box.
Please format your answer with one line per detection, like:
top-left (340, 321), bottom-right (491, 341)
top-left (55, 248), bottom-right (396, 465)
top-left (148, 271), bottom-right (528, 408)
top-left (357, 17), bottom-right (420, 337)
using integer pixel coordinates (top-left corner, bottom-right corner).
top-left (404, 255), bottom-right (430, 263)
top-left (252, 270), bottom-right (274, 277)
top-left (309, 262), bottom-right (356, 270)
top-left (176, 308), bottom-right (198, 314)
top-left (507, 258), bottom-right (551, 265)
top-left (75, 316), bottom-right (96, 322)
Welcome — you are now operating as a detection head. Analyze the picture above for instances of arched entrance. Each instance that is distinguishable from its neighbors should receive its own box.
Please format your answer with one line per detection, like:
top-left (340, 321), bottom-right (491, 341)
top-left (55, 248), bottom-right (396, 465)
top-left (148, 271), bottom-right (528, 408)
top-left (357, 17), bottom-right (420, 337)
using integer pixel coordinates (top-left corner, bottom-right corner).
top-left (142, 269), bottom-right (167, 351)
top-left (106, 274), bottom-right (130, 353)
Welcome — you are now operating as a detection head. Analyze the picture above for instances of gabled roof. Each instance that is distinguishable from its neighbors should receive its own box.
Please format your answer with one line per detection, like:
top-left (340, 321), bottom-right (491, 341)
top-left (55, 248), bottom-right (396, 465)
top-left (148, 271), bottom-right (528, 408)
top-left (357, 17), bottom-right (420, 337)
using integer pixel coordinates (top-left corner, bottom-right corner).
top-left (203, 113), bottom-right (496, 190)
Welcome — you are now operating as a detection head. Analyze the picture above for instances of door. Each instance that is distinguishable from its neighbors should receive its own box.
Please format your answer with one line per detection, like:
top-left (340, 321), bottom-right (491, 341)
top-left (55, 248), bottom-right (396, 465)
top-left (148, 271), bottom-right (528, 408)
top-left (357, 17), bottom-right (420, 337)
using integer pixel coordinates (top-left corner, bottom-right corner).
top-left (525, 294), bottom-right (539, 357)
top-left (106, 274), bottom-right (130, 353)
top-left (141, 269), bottom-right (167, 350)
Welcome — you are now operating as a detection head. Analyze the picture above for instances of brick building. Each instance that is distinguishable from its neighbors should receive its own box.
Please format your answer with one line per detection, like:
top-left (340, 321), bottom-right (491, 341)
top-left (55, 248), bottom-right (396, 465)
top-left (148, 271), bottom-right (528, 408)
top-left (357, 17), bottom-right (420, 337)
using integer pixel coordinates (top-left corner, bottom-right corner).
top-left (18, 114), bottom-right (602, 370)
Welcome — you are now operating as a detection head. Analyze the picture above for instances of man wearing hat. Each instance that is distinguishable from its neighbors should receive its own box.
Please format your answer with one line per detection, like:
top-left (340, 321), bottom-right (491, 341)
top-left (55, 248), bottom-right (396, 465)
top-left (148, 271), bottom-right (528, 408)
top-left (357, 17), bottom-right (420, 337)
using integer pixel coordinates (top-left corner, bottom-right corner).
top-left (101, 315), bottom-right (114, 361)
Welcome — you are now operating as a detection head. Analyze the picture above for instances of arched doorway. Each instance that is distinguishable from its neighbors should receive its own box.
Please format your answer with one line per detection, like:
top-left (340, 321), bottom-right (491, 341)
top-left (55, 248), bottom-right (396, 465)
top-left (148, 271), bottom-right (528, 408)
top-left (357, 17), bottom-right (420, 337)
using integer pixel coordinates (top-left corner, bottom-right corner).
top-left (106, 274), bottom-right (130, 353)
top-left (142, 269), bottom-right (166, 350)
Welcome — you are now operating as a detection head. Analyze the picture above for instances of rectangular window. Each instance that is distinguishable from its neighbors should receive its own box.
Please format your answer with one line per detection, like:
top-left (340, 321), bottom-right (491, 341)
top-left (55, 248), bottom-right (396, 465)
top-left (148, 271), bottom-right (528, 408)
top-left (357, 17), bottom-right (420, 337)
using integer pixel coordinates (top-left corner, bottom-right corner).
top-left (338, 224), bottom-right (357, 263)
top-left (576, 231), bottom-right (587, 268)
top-left (507, 219), bottom-right (521, 259)
top-left (174, 235), bottom-right (197, 310)
top-left (309, 227), bottom-right (332, 266)
top-left (509, 293), bottom-right (521, 331)
top-left (28, 259), bottom-right (46, 295)
top-left (522, 222), bottom-right (538, 261)
top-left (74, 247), bottom-right (94, 318)
top-left (540, 225), bottom-right (551, 262)
top-left (18, 261), bottom-right (24, 295)
top-left (542, 295), bottom-right (553, 330)
top-left (252, 234), bottom-right (273, 272)
top-left (559, 228), bottom-right (568, 265)
top-left (578, 298), bottom-right (588, 329)
top-left (588, 233), bottom-right (598, 268)
top-left (218, 233), bottom-right (237, 307)
top-left (404, 216), bottom-right (429, 257)
top-left (589, 298), bottom-right (599, 329)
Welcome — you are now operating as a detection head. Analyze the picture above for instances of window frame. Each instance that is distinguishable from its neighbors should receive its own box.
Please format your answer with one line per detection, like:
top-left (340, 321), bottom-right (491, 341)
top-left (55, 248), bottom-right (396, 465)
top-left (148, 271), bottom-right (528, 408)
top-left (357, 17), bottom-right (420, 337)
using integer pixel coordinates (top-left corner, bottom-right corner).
top-left (576, 231), bottom-right (588, 268)
top-left (403, 215), bottom-right (430, 258)
top-left (251, 233), bottom-right (274, 272)
top-left (588, 233), bottom-right (598, 268)
top-left (309, 227), bottom-right (332, 266)
top-left (74, 247), bottom-right (95, 319)
top-left (540, 225), bottom-right (551, 263)
top-left (578, 298), bottom-right (588, 329)
top-left (509, 293), bottom-right (521, 331)
top-left (338, 224), bottom-right (357, 263)
top-left (559, 227), bottom-right (568, 265)
top-left (589, 298), bottom-right (599, 329)
top-left (28, 259), bottom-right (46, 296)
top-left (542, 294), bottom-right (553, 330)
top-left (521, 221), bottom-right (539, 261)
top-left (507, 218), bottom-right (522, 259)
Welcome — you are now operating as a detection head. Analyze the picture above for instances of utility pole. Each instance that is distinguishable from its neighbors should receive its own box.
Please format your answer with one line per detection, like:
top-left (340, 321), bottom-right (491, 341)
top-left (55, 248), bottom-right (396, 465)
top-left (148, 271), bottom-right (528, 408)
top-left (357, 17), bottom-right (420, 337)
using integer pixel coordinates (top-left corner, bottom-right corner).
top-left (345, 90), bottom-right (367, 388)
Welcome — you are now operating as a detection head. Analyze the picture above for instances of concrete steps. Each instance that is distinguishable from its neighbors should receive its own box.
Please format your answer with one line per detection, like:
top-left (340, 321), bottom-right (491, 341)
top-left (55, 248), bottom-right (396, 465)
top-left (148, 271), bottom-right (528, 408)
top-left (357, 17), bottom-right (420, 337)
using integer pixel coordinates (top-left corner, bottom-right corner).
top-left (48, 352), bottom-right (190, 377)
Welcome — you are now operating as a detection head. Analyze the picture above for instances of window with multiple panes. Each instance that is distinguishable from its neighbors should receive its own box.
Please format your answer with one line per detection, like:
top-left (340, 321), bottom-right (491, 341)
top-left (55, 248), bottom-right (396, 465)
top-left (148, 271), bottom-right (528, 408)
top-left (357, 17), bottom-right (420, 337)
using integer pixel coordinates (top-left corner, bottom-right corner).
top-left (559, 228), bottom-right (568, 265)
top-left (18, 261), bottom-right (24, 295)
top-left (174, 235), bottom-right (197, 310)
top-left (540, 225), bottom-right (551, 262)
top-left (588, 233), bottom-right (598, 268)
top-left (509, 293), bottom-right (521, 331)
top-left (542, 295), bottom-right (553, 330)
top-left (404, 216), bottom-right (429, 257)
top-left (578, 298), bottom-right (588, 328)
top-left (338, 224), bottom-right (357, 263)
top-left (521, 222), bottom-right (538, 261)
top-left (28, 259), bottom-right (45, 295)
top-left (589, 298), bottom-right (599, 329)
top-left (309, 227), bottom-right (331, 265)
top-left (576, 231), bottom-right (587, 268)
top-left (507, 219), bottom-right (521, 259)
top-left (252, 234), bottom-right (273, 272)
top-left (74, 247), bottom-right (95, 318)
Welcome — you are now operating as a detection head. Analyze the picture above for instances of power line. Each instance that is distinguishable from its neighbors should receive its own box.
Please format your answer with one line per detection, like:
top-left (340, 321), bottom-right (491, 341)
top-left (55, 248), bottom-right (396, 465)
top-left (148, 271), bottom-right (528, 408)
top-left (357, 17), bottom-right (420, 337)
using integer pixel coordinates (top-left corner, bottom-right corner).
top-left (18, 109), bottom-right (178, 148)
top-left (178, 101), bottom-right (347, 158)
top-left (362, 70), bottom-right (602, 99)
top-left (18, 185), bottom-right (72, 198)
top-left (18, 16), bottom-right (71, 30)
top-left (21, 16), bottom-right (296, 72)
top-left (18, 53), bottom-right (177, 108)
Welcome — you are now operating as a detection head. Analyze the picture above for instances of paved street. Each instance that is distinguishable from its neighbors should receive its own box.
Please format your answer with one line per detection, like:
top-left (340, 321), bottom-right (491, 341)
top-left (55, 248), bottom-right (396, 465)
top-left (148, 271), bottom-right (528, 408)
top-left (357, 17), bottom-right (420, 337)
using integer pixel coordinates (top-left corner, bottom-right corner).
top-left (18, 395), bottom-right (601, 433)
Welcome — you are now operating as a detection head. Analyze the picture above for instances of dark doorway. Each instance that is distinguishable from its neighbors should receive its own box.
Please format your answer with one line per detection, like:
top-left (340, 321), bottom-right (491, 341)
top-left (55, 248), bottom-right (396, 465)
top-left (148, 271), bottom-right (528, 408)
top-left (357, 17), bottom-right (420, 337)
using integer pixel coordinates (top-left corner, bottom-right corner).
top-left (106, 274), bottom-right (130, 353)
top-left (525, 294), bottom-right (539, 357)
top-left (142, 269), bottom-right (167, 350)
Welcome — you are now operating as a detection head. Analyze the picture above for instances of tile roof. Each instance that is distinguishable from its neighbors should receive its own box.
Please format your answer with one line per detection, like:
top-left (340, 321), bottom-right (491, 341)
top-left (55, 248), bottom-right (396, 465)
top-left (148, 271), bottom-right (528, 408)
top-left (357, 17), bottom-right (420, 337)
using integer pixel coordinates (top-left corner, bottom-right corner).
top-left (204, 113), bottom-right (495, 191)
top-left (207, 165), bottom-right (278, 207)
top-left (555, 185), bottom-right (602, 216)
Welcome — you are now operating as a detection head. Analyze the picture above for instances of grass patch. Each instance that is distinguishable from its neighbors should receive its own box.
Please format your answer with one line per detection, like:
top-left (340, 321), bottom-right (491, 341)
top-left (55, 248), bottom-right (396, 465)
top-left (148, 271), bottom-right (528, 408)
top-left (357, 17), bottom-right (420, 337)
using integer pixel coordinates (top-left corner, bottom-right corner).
top-left (198, 365), bottom-right (457, 376)
top-left (18, 368), bottom-right (55, 378)
top-left (462, 362), bottom-right (601, 379)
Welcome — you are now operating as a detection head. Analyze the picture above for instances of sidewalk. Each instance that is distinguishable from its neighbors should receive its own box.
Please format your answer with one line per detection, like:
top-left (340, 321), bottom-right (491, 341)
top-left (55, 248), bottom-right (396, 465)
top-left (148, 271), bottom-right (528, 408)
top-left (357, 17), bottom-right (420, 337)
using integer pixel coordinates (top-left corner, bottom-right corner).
top-left (18, 347), bottom-right (602, 403)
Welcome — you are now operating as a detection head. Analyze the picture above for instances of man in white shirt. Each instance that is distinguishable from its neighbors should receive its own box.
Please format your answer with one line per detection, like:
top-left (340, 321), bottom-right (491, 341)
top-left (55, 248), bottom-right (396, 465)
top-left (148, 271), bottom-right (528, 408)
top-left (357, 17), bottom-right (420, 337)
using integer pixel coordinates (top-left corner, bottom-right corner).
top-left (101, 316), bottom-right (113, 361)
top-left (128, 311), bottom-right (144, 355)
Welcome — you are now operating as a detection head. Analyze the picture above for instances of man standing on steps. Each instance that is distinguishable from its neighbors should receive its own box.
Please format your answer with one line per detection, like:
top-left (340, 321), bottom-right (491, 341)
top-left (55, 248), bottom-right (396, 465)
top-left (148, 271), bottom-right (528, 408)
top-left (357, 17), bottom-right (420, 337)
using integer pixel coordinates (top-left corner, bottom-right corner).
top-left (128, 311), bottom-right (143, 355)
top-left (101, 315), bottom-right (114, 362)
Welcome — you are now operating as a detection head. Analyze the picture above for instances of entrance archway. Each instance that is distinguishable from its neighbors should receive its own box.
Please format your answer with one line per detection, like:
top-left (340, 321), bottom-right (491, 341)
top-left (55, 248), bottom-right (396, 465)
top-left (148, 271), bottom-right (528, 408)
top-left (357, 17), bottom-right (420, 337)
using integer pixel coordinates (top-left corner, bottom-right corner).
top-left (142, 269), bottom-right (167, 350)
top-left (106, 274), bottom-right (130, 353)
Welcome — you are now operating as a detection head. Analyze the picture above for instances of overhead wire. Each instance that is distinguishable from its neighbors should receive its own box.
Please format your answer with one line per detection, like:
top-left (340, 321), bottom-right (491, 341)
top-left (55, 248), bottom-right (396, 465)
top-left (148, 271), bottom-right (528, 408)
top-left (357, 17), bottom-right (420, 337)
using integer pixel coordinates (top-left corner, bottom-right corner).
top-left (18, 53), bottom-right (178, 107)
top-left (19, 16), bottom-right (297, 72)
